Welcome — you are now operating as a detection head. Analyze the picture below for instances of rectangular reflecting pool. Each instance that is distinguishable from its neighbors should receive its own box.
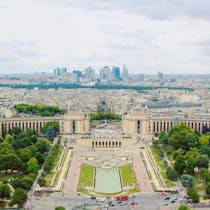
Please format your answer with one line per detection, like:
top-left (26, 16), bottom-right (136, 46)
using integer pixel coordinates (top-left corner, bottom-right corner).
top-left (95, 167), bottom-right (122, 194)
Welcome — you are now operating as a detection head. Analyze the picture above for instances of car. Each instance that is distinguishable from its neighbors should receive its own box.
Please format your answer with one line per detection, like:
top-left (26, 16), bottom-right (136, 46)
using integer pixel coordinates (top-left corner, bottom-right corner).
top-left (108, 201), bottom-right (112, 205)
top-left (170, 200), bottom-right (176, 203)
top-left (163, 203), bottom-right (168, 206)
top-left (118, 202), bottom-right (126, 206)
top-left (110, 204), bottom-right (115, 207)
top-left (91, 196), bottom-right (96, 200)
top-left (104, 204), bottom-right (109, 208)
top-left (130, 202), bottom-right (138, 205)
top-left (164, 196), bottom-right (170, 200)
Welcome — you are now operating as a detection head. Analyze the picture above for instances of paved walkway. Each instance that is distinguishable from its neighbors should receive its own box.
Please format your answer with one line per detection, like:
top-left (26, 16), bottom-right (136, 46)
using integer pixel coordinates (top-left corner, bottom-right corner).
top-left (63, 151), bottom-right (82, 192)
top-left (133, 153), bottom-right (153, 192)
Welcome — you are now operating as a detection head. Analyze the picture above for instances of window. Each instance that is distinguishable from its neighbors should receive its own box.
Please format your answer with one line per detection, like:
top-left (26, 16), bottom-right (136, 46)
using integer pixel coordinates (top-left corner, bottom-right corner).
top-left (137, 120), bottom-right (141, 134)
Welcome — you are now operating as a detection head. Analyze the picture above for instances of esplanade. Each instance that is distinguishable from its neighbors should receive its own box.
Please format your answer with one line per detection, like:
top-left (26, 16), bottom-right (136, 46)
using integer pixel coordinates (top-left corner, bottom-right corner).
top-left (1, 110), bottom-right (210, 149)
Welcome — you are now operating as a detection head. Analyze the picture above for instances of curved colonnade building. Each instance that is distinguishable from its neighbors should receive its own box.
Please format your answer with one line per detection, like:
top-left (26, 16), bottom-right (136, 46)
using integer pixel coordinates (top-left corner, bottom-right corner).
top-left (0, 110), bottom-right (210, 149)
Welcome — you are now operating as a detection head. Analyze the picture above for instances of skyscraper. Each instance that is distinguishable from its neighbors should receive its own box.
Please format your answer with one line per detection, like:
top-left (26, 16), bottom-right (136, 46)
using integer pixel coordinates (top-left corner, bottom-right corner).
top-left (100, 66), bottom-right (110, 80)
top-left (121, 64), bottom-right (129, 82)
top-left (112, 66), bottom-right (121, 82)
top-left (53, 67), bottom-right (67, 77)
top-left (85, 67), bottom-right (95, 80)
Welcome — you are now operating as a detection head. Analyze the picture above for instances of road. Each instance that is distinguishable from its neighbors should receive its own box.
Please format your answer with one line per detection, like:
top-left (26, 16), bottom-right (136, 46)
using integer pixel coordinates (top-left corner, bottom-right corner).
top-left (27, 191), bottom-right (185, 210)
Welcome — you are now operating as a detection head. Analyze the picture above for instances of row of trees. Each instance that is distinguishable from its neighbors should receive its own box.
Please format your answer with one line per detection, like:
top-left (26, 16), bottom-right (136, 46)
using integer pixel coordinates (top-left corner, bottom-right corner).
top-left (14, 103), bottom-right (65, 116)
top-left (156, 124), bottom-right (210, 202)
top-left (90, 110), bottom-right (121, 121)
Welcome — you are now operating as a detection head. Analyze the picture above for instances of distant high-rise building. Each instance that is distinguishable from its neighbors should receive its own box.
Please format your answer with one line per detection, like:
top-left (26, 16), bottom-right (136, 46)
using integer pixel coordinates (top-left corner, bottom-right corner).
top-left (112, 66), bottom-right (121, 82)
top-left (53, 67), bottom-right (67, 77)
top-left (158, 71), bottom-right (164, 80)
top-left (138, 74), bottom-right (144, 81)
top-left (85, 67), bottom-right (95, 79)
top-left (121, 64), bottom-right (129, 81)
top-left (73, 70), bottom-right (82, 82)
top-left (100, 66), bottom-right (110, 80)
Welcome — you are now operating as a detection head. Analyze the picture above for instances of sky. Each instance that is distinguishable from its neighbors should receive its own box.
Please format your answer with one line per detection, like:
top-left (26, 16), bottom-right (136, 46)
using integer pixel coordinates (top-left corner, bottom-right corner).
top-left (0, 0), bottom-right (210, 74)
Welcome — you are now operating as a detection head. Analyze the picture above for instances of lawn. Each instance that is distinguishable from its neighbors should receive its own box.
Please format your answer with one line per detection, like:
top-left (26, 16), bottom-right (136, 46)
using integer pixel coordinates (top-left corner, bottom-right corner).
top-left (44, 144), bottom-right (63, 187)
top-left (77, 163), bottom-right (94, 191)
top-left (120, 164), bottom-right (138, 188)
top-left (151, 145), bottom-right (176, 187)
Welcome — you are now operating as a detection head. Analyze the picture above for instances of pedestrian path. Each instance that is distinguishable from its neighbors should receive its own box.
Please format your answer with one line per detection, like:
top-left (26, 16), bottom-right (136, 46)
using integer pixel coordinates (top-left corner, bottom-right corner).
top-left (133, 153), bottom-right (153, 192)
top-left (64, 151), bottom-right (82, 192)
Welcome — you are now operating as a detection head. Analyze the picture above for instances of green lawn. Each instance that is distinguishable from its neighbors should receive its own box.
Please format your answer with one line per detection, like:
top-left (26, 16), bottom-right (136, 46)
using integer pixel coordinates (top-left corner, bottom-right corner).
top-left (77, 163), bottom-right (94, 191)
top-left (151, 146), bottom-right (176, 187)
top-left (120, 164), bottom-right (138, 189)
top-left (44, 144), bottom-right (63, 187)
top-left (109, 121), bottom-right (122, 126)
top-left (45, 171), bottom-right (55, 187)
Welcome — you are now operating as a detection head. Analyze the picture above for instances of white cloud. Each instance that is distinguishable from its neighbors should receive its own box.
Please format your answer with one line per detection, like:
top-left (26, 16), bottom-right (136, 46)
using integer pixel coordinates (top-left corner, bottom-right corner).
top-left (0, 0), bottom-right (210, 74)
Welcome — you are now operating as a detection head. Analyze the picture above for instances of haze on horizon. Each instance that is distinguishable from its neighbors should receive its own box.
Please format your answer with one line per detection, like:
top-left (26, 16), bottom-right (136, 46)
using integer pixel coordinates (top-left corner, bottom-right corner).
top-left (0, 0), bottom-right (210, 75)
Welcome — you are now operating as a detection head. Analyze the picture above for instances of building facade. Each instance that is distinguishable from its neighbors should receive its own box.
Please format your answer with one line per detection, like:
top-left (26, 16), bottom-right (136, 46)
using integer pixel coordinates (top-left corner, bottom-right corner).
top-left (1, 110), bottom-right (210, 140)
top-left (122, 110), bottom-right (210, 136)
top-left (0, 112), bottom-right (90, 137)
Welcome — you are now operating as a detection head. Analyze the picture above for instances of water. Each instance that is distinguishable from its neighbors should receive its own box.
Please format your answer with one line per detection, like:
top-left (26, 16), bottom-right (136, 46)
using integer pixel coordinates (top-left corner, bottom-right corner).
top-left (95, 167), bottom-right (122, 194)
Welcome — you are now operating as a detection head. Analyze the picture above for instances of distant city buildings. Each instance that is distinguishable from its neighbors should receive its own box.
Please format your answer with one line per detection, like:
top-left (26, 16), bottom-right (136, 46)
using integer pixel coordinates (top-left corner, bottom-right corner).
top-left (52, 65), bottom-right (131, 83)
top-left (53, 67), bottom-right (67, 77)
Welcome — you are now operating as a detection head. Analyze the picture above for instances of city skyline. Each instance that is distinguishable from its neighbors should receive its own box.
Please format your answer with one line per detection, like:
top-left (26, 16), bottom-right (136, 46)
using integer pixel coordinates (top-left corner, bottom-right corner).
top-left (0, 0), bottom-right (210, 74)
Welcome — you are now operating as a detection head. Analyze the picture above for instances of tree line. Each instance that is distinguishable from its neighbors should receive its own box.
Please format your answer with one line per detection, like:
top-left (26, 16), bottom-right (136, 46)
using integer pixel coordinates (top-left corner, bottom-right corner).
top-left (14, 104), bottom-right (65, 116)
top-left (90, 110), bottom-right (121, 121)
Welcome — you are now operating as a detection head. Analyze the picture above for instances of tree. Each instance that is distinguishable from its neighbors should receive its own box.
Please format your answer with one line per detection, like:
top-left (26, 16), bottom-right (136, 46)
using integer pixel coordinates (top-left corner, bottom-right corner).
top-left (9, 127), bottom-right (22, 137)
top-left (158, 131), bottom-right (165, 141)
top-left (38, 176), bottom-right (46, 187)
top-left (34, 151), bottom-right (45, 165)
top-left (0, 184), bottom-right (11, 199)
top-left (10, 177), bottom-right (23, 189)
top-left (187, 188), bottom-right (199, 203)
top-left (200, 168), bottom-right (210, 184)
top-left (9, 188), bottom-right (27, 207)
top-left (5, 134), bottom-right (13, 144)
top-left (172, 149), bottom-right (184, 160)
top-left (181, 174), bottom-right (194, 188)
top-left (41, 121), bottom-right (59, 133)
top-left (166, 167), bottom-right (178, 181)
top-left (178, 204), bottom-right (191, 210)
top-left (185, 159), bottom-right (195, 176)
top-left (199, 145), bottom-right (210, 158)
top-left (36, 139), bottom-right (50, 153)
top-left (21, 176), bottom-right (34, 190)
top-left (27, 157), bottom-right (40, 174)
top-left (0, 153), bottom-right (22, 170)
top-left (174, 155), bottom-right (186, 175)
top-left (46, 126), bottom-right (56, 140)
top-left (195, 155), bottom-right (209, 169)
top-left (168, 124), bottom-right (198, 151)
top-left (17, 148), bottom-right (33, 162)
top-left (55, 207), bottom-right (66, 210)
top-left (205, 183), bottom-right (210, 197)
top-left (199, 135), bottom-right (210, 146)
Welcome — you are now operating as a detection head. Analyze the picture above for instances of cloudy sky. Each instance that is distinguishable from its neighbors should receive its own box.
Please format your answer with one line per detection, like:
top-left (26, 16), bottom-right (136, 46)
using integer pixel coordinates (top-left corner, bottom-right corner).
top-left (0, 0), bottom-right (210, 74)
